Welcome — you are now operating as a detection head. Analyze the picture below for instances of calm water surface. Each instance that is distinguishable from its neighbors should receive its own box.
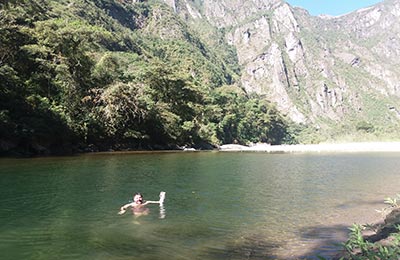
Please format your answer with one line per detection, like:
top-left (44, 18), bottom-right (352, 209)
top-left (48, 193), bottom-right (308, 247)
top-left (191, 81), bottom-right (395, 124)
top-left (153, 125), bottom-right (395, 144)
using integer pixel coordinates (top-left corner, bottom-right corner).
top-left (1, 152), bottom-right (400, 259)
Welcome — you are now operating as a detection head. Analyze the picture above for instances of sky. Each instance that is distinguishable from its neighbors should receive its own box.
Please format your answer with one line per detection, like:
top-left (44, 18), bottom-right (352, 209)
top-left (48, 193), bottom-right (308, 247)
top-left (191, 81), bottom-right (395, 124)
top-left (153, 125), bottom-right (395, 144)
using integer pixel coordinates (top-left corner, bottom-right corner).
top-left (285, 0), bottom-right (383, 16)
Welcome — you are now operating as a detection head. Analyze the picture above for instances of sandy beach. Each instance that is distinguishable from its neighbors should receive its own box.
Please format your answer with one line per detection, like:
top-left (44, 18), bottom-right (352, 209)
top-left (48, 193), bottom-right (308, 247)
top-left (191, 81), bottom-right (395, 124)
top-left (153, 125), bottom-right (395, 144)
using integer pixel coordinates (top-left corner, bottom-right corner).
top-left (219, 142), bottom-right (400, 152)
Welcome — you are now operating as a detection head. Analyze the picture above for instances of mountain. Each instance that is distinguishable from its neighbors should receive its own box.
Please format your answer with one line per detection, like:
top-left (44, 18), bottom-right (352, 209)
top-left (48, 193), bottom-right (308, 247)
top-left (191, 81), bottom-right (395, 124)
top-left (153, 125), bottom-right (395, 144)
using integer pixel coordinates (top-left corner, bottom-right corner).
top-left (1, 0), bottom-right (400, 155)
top-left (164, 0), bottom-right (400, 142)
top-left (0, 0), bottom-right (290, 155)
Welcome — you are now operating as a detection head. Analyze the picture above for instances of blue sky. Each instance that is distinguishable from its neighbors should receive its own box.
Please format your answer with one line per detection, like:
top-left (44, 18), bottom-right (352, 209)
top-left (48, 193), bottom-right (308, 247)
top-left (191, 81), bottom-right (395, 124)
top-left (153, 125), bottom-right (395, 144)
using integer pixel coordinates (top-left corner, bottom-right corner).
top-left (285, 0), bottom-right (383, 16)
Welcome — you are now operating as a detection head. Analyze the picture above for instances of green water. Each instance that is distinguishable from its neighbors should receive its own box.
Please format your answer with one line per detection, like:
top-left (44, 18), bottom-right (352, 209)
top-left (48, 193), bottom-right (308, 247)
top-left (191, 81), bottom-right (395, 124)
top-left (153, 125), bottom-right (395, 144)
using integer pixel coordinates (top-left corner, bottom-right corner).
top-left (1, 152), bottom-right (400, 259)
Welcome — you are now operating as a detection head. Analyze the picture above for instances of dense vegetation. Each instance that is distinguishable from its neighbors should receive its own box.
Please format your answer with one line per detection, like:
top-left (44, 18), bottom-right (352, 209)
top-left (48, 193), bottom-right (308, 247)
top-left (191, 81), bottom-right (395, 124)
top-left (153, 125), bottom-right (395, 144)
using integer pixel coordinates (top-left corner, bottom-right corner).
top-left (0, 0), bottom-right (292, 155)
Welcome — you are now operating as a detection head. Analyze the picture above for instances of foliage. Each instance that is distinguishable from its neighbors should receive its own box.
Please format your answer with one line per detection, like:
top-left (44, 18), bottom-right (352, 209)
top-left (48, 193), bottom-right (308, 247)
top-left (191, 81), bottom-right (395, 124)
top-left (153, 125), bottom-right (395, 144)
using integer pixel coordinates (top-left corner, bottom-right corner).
top-left (355, 121), bottom-right (375, 133)
top-left (337, 195), bottom-right (400, 260)
top-left (208, 86), bottom-right (290, 145)
top-left (384, 195), bottom-right (400, 208)
top-left (376, 194), bottom-right (400, 216)
top-left (0, 0), bottom-right (292, 155)
top-left (339, 224), bottom-right (400, 260)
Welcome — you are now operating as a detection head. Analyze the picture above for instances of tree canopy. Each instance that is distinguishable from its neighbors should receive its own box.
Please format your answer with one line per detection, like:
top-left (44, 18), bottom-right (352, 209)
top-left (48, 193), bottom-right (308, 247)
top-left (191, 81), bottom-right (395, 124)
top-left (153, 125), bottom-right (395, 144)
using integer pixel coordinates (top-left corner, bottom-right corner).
top-left (0, 0), bottom-right (292, 155)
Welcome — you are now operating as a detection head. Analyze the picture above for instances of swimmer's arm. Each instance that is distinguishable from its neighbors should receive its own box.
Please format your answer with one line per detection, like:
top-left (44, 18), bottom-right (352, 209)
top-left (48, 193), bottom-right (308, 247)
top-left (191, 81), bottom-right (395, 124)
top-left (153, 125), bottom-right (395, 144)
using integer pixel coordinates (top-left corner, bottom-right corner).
top-left (142, 200), bottom-right (160, 205)
top-left (118, 202), bottom-right (133, 215)
top-left (143, 192), bottom-right (166, 205)
top-left (120, 202), bottom-right (134, 210)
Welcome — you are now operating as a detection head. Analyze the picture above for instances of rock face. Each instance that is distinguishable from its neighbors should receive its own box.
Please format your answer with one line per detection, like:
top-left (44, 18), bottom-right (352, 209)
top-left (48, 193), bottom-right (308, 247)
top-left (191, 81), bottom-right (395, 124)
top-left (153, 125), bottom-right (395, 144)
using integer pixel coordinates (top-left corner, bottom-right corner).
top-left (163, 0), bottom-right (400, 133)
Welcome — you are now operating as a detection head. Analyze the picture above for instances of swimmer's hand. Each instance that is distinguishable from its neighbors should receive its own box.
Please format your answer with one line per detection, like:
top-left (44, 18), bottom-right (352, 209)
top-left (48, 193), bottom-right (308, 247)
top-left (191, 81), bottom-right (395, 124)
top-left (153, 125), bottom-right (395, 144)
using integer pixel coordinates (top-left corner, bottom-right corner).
top-left (118, 209), bottom-right (126, 215)
top-left (159, 191), bottom-right (166, 205)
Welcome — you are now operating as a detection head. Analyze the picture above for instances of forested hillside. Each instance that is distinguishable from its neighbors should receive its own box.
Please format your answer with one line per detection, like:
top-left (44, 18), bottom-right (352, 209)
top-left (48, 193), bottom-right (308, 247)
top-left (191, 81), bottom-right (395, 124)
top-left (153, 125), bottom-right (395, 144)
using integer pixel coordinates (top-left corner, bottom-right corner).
top-left (0, 0), bottom-right (291, 155)
top-left (173, 0), bottom-right (400, 143)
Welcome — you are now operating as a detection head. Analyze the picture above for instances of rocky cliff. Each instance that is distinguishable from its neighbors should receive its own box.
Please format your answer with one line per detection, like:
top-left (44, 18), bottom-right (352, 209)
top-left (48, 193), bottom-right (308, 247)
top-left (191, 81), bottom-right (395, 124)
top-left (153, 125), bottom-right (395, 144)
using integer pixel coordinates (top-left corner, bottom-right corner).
top-left (162, 0), bottom-right (400, 140)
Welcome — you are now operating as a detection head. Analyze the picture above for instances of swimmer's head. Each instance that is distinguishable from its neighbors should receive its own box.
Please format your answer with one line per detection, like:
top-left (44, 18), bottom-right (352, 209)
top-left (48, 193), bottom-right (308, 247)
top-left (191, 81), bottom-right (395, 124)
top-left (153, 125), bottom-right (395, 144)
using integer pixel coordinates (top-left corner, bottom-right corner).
top-left (133, 193), bottom-right (143, 204)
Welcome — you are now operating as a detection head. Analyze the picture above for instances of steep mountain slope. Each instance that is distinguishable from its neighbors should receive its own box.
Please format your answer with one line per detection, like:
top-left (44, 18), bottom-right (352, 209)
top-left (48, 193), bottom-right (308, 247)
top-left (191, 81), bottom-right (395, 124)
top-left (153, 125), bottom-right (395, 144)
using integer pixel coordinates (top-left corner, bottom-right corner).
top-left (166, 0), bottom-right (400, 141)
top-left (2, 0), bottom-right (400, 156)
top-left (0, 0), bottom-right (291, 155)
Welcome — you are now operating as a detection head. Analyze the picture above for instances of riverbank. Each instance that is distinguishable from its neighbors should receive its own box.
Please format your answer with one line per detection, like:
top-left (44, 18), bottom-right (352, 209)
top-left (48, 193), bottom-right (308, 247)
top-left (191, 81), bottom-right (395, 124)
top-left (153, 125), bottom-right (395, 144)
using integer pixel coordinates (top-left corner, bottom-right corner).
top-left (219, 142), bottom-right (400, 153)
top-left (333, 207), bottom-right (400, 259)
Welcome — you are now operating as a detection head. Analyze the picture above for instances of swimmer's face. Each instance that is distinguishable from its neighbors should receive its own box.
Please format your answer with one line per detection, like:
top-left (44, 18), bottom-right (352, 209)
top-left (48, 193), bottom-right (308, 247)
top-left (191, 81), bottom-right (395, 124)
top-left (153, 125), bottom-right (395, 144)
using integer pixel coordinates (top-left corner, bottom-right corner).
top-left (133, 194), bottom-right (143, 204)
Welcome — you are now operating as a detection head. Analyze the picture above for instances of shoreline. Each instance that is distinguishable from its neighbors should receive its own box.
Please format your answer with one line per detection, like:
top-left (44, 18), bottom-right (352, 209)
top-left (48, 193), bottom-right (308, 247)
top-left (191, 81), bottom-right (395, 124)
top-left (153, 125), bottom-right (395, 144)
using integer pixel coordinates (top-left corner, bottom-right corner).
top-left (3, 141), bottom-right (400, 158)
top-left (219, 142), bottom-right (400, 153)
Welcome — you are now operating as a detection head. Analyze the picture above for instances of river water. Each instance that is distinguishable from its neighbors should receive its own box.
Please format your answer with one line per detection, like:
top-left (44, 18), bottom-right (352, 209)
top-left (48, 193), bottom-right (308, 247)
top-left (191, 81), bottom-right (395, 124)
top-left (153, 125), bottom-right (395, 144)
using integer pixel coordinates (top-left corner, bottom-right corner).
top-left (1, 151), bottom-right (399, 259)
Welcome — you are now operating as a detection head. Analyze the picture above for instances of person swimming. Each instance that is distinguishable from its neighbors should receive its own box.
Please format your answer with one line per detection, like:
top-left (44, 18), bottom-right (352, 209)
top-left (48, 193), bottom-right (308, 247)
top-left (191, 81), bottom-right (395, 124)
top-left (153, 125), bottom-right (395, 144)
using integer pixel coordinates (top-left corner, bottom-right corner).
top-left (118, 191), bottom-right (166, 215)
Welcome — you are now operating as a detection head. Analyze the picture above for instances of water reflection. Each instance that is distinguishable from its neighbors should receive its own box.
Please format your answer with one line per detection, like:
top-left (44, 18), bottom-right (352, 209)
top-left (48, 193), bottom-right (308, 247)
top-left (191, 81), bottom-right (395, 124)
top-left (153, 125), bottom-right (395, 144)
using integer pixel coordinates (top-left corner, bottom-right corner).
top-left (160, 204), bottom-right (166, 219)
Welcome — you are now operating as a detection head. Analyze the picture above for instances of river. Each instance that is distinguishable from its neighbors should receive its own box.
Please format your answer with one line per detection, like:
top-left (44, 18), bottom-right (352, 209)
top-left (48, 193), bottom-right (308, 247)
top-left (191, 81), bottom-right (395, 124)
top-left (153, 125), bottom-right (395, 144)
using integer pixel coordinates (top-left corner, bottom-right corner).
top-left (1, 151), bottom-right (399, 259)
